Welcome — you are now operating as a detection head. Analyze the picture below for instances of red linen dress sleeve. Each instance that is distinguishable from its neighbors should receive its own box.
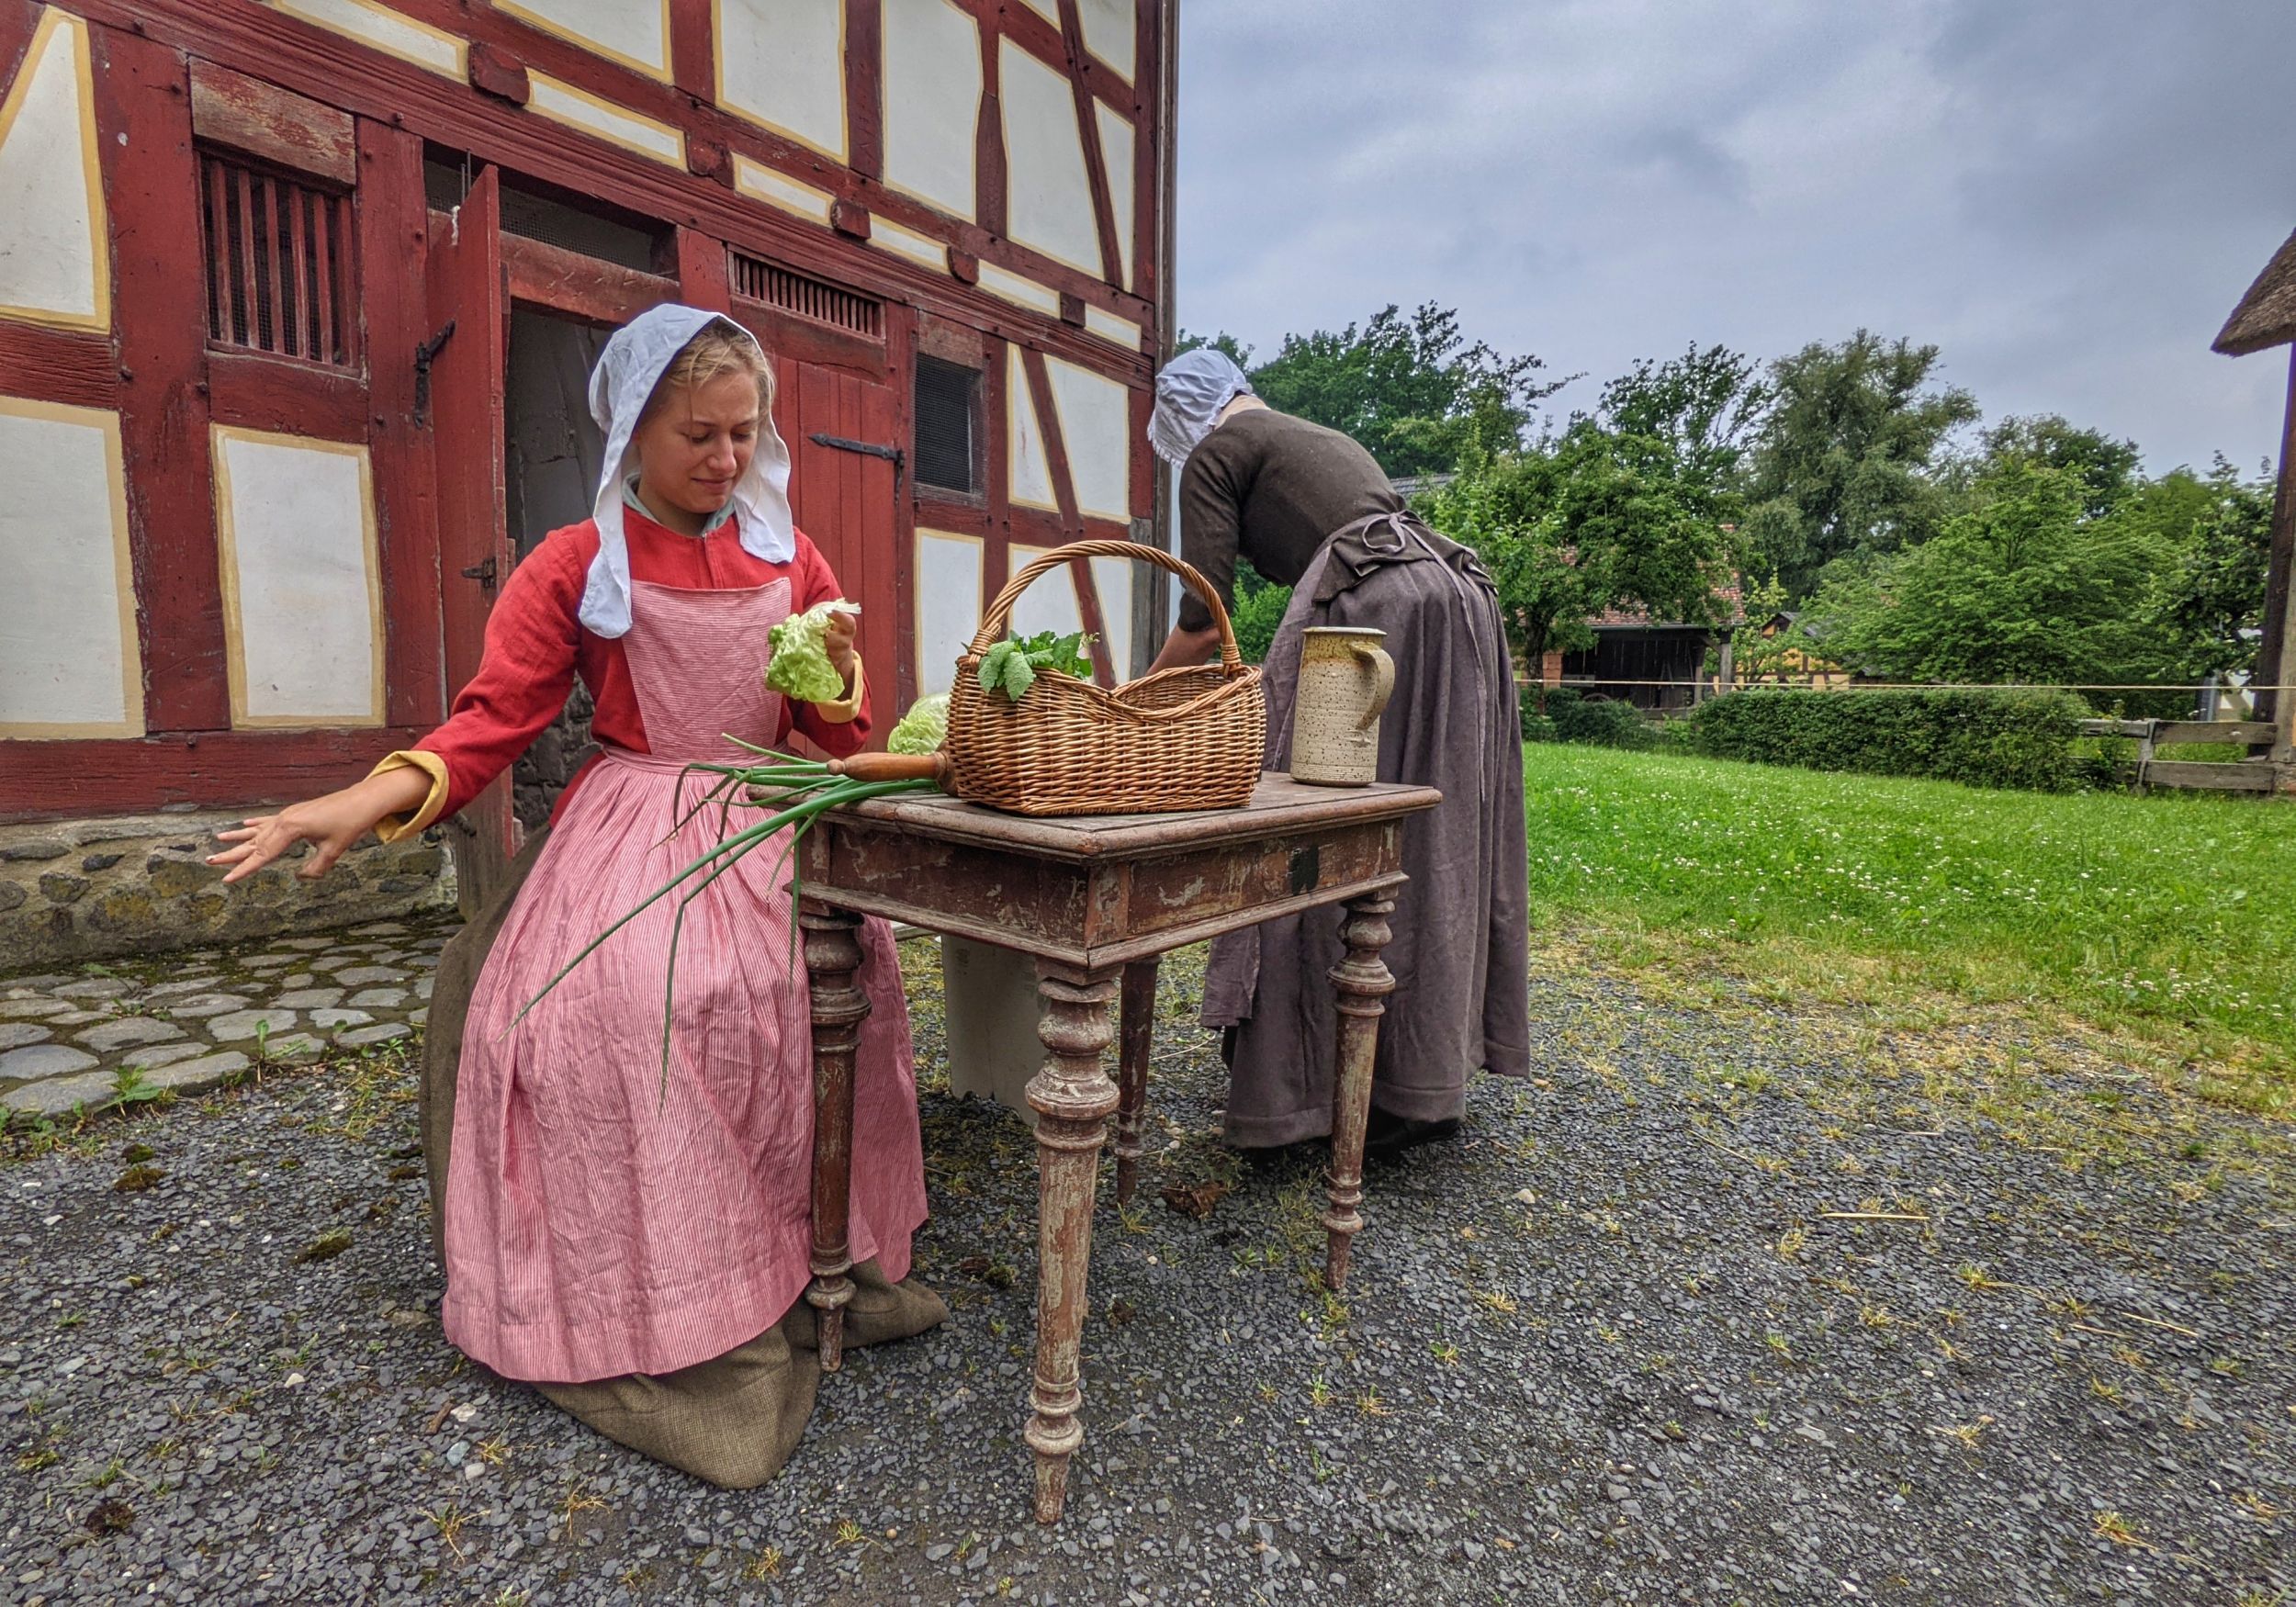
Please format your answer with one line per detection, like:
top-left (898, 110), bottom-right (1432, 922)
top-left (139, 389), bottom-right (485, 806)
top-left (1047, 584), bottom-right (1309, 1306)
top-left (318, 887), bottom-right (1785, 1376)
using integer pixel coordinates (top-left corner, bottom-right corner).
top-left (780, 534), bottom-right (873, 759)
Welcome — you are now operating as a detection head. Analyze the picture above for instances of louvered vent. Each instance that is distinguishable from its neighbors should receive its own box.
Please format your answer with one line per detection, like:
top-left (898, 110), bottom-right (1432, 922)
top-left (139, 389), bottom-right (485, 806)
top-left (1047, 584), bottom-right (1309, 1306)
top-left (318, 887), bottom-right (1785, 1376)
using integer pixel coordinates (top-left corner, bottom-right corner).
top-left (198, 149), bottom-right (356, 367)
top-left (730, 251), bottom-right (884, 340)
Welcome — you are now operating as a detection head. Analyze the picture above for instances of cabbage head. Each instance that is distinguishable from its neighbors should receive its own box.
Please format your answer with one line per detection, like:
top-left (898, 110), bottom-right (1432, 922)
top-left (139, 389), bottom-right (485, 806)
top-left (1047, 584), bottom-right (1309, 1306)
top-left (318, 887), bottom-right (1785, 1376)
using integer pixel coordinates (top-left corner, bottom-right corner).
top-left (767, 600), bottom-right (853, 703)
top-left (887, 692), bottom-right (948, 755)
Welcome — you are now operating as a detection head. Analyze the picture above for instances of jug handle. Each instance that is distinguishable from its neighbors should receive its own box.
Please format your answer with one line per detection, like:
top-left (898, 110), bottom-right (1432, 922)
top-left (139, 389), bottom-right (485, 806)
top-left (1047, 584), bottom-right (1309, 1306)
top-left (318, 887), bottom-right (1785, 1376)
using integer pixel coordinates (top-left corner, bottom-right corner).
top-left (1351, 643), bottom-right (1396, 728)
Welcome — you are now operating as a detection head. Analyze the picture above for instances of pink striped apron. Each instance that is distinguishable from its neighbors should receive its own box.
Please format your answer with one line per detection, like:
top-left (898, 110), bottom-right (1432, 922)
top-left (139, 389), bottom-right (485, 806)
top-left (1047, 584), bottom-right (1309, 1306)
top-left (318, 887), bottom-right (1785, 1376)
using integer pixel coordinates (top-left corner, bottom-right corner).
top-left (441, 578), bottom-right (927, 1383)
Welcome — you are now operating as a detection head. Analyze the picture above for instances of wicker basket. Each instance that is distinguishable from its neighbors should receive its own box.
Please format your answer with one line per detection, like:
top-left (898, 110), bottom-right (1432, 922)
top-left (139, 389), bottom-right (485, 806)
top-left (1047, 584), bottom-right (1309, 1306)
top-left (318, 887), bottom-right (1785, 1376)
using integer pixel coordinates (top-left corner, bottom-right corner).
top-left (945, 540), bottom-right (1266, 815)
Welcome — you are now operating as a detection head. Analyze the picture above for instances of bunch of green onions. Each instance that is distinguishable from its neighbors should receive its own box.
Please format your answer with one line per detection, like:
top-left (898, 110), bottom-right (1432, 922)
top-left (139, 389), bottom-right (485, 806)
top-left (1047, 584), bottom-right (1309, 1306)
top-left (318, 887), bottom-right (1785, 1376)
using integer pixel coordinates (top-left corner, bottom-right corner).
top-left (511, 738), bottom-right (946, 1089)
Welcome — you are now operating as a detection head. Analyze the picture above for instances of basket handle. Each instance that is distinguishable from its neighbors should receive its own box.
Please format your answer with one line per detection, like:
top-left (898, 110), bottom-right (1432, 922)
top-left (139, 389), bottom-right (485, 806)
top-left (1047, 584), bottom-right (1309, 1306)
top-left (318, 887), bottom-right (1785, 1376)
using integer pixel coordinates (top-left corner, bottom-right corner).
top-left (966, 539), bottom-right (1247, 675)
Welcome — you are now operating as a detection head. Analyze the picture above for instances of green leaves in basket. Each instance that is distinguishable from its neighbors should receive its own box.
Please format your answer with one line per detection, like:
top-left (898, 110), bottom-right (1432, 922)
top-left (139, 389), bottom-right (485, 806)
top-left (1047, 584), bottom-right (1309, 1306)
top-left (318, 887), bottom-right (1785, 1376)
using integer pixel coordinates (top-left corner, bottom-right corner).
top-left (978, 630), bottom-right (1095, 702)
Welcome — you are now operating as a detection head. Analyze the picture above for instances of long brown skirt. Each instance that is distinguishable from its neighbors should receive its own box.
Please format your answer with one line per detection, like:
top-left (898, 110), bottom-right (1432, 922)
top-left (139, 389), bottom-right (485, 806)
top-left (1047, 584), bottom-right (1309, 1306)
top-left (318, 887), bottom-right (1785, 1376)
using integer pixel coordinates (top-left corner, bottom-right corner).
top-left (419, 827), bottom-right (946, 1489)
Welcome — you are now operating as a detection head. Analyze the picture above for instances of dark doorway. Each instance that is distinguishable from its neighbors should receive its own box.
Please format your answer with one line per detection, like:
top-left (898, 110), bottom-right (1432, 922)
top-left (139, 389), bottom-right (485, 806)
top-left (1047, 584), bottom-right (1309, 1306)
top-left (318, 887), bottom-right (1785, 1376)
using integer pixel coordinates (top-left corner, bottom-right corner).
top-left (504, 308), bottom-right (612, 827)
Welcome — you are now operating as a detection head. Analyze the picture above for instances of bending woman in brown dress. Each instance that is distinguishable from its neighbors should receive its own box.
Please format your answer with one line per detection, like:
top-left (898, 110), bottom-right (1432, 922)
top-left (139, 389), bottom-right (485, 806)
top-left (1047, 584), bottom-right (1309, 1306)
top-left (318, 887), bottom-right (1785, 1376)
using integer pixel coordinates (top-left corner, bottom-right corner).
top-left (1143, 350), bottom-right (1532, 1152)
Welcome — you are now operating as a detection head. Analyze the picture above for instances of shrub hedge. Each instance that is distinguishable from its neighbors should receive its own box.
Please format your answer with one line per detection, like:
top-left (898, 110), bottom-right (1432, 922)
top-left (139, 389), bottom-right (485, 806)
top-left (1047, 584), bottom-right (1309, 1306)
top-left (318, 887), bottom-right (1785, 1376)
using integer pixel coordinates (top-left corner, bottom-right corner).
top-left (1681, 687), bottom-right (2099, 792)
top-left (1520, 687), bottom-right (1658, 750)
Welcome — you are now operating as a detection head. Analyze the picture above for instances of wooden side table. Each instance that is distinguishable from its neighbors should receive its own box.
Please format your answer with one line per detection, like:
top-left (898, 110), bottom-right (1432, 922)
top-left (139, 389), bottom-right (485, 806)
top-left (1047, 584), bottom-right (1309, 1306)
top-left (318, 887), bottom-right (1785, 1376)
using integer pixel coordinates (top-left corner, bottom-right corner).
top-left (797, 773), bottom-right (1439, 1523)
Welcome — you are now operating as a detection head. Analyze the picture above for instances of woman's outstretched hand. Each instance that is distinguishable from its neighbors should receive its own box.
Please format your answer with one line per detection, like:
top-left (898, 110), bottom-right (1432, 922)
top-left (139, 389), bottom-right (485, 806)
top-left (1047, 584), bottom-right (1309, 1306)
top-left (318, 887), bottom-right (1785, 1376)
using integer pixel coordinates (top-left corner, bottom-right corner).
top-left (206, 768), bottom-right (433, 884)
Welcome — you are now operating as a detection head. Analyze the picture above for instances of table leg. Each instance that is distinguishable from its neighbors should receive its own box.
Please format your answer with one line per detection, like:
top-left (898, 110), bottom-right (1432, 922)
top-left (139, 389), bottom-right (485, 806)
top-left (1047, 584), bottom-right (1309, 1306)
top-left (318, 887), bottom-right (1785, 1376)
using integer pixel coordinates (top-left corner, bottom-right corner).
top-left (1323, 890), bottom-right (1397, 1292)
top-left (1114, 959), bottom-right (1159, 1206)
top-left (1024, 962), bottom-right (1120, 1524)
top-left (802, 901), bottom-right (869, 1373)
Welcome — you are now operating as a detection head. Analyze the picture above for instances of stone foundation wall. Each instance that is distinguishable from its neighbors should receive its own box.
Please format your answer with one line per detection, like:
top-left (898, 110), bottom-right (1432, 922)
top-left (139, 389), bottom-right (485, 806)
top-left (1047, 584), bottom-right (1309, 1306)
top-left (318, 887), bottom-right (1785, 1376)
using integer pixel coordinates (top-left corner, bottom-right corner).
top-left (513, 684), bottom-right (598, 831)
top-left (0, 811), bottom-right (456, 972)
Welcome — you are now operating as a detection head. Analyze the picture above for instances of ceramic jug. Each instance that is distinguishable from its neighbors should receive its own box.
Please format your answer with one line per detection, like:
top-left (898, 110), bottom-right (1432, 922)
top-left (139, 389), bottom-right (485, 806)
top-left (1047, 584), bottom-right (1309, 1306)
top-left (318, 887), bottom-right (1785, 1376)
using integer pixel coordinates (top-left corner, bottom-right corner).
top-left (1289, 626), bottom-right (1395, 786)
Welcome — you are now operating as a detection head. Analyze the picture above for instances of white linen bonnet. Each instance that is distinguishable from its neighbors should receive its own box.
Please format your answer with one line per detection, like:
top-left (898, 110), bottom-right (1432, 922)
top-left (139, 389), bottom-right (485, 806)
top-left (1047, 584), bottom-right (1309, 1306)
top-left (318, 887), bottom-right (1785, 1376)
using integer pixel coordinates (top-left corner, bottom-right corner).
top-left (578, 303), bottom-right (796, 637)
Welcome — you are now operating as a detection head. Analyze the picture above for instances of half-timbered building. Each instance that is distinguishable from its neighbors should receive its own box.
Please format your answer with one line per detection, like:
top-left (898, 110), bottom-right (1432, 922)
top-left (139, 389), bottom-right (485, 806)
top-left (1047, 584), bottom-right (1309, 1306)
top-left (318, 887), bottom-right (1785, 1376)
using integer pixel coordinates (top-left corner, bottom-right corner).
top-left (0, 0), bottom-right (1176, 940)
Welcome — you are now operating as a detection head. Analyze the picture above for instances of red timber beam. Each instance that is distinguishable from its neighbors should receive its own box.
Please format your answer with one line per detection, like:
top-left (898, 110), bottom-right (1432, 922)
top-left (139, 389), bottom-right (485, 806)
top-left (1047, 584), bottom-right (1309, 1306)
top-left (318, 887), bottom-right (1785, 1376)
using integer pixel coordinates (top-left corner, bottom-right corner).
top-left (0, 728), bottom-right (436, 822)
top-left (63, 0), bottom-right (1154, 379)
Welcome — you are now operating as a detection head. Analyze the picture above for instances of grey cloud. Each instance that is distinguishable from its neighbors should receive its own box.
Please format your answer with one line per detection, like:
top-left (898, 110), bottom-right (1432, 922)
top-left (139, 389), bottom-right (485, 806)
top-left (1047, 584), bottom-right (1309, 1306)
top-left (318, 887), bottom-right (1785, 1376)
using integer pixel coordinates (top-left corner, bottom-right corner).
top-left (1176, 0), bottom-right (2296, 472)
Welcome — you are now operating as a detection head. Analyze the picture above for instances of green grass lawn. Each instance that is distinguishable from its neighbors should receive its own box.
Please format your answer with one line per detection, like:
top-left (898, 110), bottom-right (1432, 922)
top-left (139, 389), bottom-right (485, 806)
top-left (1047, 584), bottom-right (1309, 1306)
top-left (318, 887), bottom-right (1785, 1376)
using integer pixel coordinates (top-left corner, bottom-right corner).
top-left (1523, 744), bottom-right (2296, 1114)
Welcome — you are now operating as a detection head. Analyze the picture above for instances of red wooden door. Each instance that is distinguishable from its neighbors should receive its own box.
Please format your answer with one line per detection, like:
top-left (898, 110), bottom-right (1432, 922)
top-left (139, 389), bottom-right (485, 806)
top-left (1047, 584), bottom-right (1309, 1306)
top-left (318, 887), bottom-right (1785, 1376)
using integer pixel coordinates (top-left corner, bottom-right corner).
top-left (776, 358), bottom-right (902, 742)
top-left (424, 166), bottom-right (517, 915)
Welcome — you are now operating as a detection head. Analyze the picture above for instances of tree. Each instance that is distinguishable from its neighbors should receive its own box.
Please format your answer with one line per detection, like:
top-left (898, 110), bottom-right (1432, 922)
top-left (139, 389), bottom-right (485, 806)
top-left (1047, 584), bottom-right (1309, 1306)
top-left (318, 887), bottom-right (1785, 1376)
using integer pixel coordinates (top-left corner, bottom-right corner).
top-left (1418, 447), bottom-right (1597, 703)
top-left (1801, 461), bottom-right (2171, 700)
top-left (1741, 332), bottom-right (1980, 599)
top-left (1598, 344), bottom-right (1770, 488)
top-left (1976, 414), bottom-right (2142, 520)
top-left (1246, 302), bottom-right (1564, 477)
top-left (2138, 457), bottom-right (2277, 682)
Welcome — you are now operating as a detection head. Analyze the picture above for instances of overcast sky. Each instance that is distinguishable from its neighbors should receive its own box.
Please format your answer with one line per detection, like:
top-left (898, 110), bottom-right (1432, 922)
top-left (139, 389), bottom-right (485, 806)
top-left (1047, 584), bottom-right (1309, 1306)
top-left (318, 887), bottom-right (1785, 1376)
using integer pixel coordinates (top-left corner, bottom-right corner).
top-left (1173, 0), bottom-right (2296, 477)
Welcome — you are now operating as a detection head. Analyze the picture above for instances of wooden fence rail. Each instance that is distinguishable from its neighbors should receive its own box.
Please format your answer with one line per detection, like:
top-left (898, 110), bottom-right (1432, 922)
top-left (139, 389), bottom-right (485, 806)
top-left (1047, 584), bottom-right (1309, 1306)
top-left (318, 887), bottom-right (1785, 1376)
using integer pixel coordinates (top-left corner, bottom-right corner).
top-left (2077, 719), bottom-right (2279, 794)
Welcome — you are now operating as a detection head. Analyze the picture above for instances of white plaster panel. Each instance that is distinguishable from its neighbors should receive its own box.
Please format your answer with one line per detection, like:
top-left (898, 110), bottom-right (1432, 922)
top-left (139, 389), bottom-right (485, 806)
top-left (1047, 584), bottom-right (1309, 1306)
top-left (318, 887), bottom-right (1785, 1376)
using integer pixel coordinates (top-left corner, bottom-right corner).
top-left (1083, 303), bottom-right (1142, 350)
top-left (867, 216), bottom-right (947, 272)
top-left (977, 261), bottom-right (1059, 316)
top-left (1043, 355), bottom-right (1132, 522)
top-left (717, 0), bottom-right (846, 160)
top-left (1007, 544), bottom-right (1084, 646)
top-left (1007, 346), bottom-right (1055, 511)
top-left (527, 73), bottom-right (685, 165)
top-left (0, 10), bottom-right (107, 330)
top-left (263, 0), bottom-right (465, 75)
top-left (882, 0), bottom-right (980, 220)
top-left (214, 431), bottom-right (382, 725)
top-left (734, 155), bottom-right (833, 227)
top-left (914, 530), bottom-right (984, 696)
top-left (1095, 101), bottom-right (1136, 289)
top-left (999, 39), bottom-right (1100, 275)
top-left (0, 400), bottom-right (138, 734)
top-left (1088, 553), bottom-right (1135, 680)
top-left (1076, 0), bottom-right (1135, 81)
top-left (497, 0), bottom-right (669, 77)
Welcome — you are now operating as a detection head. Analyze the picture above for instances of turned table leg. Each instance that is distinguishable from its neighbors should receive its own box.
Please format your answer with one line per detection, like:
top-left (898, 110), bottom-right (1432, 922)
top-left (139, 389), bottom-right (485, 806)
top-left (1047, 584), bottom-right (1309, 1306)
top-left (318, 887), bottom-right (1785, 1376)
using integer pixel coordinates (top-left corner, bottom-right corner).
top-left (1323, 889), bottom-right (1397, 1292)
top-left (802, 901), bottom-right (869, 1373)
top-left (1114, 959), bottom-right (1159, 1206)
top-left (1024, 962), bottom-right (1120, 1523)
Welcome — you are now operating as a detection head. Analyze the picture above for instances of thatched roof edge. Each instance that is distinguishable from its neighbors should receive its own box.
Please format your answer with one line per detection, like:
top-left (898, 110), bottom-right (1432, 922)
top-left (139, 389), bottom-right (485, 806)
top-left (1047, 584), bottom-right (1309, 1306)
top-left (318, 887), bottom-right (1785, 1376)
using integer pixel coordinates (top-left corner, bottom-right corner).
top-left (2214, 228), bottom-right (2296, 356)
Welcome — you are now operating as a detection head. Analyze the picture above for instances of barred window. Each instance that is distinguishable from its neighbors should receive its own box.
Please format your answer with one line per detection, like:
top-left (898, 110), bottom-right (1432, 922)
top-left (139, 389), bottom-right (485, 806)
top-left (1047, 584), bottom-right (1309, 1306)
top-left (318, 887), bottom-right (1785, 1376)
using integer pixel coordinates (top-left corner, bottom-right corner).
top-left (198, 148), bottom-right (356, 367)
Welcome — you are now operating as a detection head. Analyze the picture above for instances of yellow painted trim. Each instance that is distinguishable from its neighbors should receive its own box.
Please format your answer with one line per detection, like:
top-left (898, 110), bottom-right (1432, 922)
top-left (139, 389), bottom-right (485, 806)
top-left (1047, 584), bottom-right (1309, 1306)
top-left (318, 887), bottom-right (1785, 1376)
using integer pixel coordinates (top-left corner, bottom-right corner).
top-left (914, 526), bottom-right (985, 691)
top-left (496, 0), bottom-right (675, 83)
top-left (711, 0), bottom-right (849, 164)
top-left (866, 215), bottom-right (950, 274)
top-left (731, 153), bottom-right (834, 228)
top-left (1006, 345), bottom-right (1059, 514)
top-left (0, 391), bottom-right (141, 738)
top-left (0, 9), bottom-right (110, 334)
top-left (264, 0), bottom-right (468, 78)
top-left (368, 749), bottom-right (450, 839)
top-left (526, 71), bottom-right (686, 166)
top-left (210, 425), bottom-right (387, 730)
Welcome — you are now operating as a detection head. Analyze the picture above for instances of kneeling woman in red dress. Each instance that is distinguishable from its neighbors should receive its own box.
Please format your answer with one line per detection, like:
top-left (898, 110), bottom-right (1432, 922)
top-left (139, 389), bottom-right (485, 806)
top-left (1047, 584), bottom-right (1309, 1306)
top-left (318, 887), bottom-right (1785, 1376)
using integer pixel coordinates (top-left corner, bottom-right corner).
top-left (209, 305), bottom-right (941, 1486)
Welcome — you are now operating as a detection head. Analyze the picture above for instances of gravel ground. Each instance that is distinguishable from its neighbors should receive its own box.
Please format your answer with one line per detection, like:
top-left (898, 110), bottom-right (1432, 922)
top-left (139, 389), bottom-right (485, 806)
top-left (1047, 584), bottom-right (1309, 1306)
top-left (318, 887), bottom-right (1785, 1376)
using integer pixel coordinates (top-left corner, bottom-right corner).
top-left (1, 923), bottom-right (2290, 1606)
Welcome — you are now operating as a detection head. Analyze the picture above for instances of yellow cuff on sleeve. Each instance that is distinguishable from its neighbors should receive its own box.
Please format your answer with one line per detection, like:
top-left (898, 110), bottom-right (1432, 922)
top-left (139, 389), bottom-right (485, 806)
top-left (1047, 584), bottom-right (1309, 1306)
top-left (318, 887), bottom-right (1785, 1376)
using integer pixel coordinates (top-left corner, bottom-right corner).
top-left (808, 657), bottom-right (866, 725)
top-left (367, 751), bottom-right (451, 843)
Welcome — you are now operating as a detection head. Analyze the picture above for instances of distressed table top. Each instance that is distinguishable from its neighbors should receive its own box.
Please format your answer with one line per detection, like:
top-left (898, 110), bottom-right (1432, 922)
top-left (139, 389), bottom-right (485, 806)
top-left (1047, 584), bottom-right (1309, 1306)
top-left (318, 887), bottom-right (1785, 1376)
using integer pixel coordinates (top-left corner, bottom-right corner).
top-left (800, 772), bottom-right (1441, 970)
